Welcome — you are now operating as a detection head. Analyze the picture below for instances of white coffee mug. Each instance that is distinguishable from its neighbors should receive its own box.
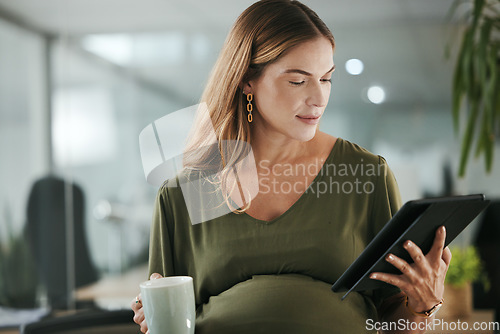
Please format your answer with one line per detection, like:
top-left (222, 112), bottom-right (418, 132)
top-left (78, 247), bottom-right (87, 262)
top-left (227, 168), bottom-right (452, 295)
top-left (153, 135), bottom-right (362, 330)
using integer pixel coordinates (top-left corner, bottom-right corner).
top-left (140, 276), bottom-right (195, 334)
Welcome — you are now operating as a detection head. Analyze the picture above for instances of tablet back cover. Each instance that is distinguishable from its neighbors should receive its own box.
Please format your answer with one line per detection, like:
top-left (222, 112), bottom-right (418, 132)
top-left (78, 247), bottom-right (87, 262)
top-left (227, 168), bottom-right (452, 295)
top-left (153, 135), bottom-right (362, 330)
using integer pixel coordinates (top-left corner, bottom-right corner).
top-left (331, 194), bottom-right (489, 299)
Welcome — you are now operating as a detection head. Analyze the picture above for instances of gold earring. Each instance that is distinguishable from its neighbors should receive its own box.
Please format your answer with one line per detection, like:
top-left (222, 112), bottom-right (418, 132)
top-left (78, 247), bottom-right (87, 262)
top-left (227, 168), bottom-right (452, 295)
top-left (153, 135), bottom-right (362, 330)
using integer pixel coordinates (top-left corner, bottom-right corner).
top-left (246, 93), bottom-right (253, 123)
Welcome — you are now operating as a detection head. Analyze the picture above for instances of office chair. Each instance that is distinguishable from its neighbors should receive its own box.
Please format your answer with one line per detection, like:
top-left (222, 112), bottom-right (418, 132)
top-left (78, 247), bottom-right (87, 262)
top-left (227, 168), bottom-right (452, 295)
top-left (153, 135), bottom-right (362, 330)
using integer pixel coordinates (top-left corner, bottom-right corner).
top-left (21, 309), bottom-right (137, 334)
top-left (26, 175), bottom-right (98, 309)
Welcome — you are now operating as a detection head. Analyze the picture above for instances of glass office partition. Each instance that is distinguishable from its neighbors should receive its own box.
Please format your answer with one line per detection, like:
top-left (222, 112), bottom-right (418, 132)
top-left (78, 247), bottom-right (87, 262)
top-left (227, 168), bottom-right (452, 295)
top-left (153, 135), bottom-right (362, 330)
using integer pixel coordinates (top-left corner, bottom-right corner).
top-left (0, 17), bottom-right (48, 309)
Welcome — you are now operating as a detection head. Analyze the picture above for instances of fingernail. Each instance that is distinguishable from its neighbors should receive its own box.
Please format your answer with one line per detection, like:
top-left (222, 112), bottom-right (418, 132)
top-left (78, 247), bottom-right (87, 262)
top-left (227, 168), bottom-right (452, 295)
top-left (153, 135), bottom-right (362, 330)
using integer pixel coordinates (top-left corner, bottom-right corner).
top-left (441, 226), bottom-right (446, 233)
top-left (370, 273), bottom-right (377, 279)
top-left (404, 240), bottom-right (412, 248)
top-left (386, 254), bottom-right (394, 261)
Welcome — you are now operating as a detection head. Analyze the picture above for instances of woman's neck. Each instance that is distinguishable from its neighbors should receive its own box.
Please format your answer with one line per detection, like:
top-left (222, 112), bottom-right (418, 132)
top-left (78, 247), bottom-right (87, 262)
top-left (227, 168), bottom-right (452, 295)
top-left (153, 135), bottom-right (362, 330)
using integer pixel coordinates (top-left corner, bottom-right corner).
top-left (249, 125), bottom-right (319, 165)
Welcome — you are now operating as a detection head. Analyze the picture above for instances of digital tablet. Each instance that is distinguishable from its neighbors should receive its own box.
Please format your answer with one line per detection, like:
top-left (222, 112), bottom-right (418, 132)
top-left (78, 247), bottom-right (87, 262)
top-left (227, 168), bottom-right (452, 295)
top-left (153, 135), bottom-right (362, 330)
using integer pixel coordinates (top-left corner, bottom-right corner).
top-left (331, 194), bottom-right (490, 300)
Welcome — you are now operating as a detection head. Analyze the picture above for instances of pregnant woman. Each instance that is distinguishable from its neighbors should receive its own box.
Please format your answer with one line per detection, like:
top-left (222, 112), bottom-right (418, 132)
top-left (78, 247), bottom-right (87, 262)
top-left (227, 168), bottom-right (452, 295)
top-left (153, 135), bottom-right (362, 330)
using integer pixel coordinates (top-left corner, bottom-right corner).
top-left (132, 1), bottom-right (451, 333)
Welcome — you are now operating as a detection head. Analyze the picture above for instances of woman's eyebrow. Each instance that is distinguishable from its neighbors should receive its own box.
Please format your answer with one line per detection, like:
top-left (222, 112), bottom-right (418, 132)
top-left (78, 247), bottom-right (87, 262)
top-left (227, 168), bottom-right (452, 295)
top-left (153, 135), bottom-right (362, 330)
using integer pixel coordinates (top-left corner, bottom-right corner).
top-left (282, 64), bottom-right (336, 76)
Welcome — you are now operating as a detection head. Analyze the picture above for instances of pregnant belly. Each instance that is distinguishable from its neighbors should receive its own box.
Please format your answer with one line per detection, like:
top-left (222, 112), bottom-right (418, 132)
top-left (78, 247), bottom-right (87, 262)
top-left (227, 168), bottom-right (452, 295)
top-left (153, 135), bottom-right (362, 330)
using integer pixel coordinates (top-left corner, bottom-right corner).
top-left (195, 274), bottom-right (378, 334)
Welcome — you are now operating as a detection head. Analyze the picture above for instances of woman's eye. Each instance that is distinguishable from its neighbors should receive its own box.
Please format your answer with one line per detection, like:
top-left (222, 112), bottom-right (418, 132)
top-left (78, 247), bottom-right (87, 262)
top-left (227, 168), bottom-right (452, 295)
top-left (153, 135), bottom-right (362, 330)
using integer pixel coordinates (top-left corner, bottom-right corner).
top-left (289, 81), bottom-right (305, 86)
top-left (321, 78), bottom-right (332, 83)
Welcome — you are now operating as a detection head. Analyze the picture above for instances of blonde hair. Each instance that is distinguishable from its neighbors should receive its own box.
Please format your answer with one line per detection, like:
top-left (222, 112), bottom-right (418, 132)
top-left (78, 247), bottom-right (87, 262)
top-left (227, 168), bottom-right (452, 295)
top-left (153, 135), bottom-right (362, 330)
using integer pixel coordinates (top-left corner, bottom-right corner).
top-left (183, 0), bottom-right (335, 212)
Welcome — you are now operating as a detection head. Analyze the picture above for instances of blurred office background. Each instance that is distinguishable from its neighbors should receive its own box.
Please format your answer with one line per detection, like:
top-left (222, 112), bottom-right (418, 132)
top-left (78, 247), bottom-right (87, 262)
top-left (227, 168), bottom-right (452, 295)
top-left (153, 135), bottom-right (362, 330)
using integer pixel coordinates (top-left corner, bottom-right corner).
top-left (0, 0), bottom-right (499, 319)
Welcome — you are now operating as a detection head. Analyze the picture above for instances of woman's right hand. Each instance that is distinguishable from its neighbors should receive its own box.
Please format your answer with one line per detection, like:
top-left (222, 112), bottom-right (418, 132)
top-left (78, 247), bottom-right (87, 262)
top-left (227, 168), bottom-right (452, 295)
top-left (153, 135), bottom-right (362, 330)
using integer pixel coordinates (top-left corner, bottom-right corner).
top-left (131, 273), bottom-right (163, 334)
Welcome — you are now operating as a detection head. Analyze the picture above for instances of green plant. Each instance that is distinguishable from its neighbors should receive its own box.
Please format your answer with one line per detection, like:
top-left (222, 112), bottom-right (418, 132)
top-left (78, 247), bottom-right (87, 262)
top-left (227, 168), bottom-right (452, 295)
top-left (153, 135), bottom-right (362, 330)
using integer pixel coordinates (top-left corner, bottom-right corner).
top-left (448, 0), bottom-right (500, 177)
top-left (0, 204), bottom-right (38, 308)
top-left (445, 246), bottom-right (486, 287)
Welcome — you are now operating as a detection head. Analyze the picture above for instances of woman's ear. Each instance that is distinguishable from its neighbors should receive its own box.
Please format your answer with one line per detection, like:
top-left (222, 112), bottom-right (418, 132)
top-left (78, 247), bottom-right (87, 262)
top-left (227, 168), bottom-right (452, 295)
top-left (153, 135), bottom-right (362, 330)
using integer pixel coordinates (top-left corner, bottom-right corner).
top-left (240, 82), bottom-right (253, 95)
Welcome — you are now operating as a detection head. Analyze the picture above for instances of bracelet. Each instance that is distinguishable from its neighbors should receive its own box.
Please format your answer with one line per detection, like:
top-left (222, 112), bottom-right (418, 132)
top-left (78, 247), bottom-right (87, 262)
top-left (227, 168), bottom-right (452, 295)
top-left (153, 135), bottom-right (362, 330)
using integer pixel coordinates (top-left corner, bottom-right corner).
top-left (405, 295), bottom-right (444, 318)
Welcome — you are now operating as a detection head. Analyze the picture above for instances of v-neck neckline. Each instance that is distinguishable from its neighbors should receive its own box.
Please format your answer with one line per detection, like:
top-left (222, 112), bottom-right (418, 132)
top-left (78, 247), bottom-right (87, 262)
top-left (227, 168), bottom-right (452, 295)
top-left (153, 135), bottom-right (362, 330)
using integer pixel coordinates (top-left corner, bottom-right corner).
top-left (238, 137), bottom-right (341, 225)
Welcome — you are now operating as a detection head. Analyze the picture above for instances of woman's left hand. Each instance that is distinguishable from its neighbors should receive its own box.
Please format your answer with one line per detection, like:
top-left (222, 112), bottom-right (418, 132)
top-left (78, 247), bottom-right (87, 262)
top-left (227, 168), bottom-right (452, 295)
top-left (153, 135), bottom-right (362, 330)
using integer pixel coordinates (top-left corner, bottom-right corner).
top-left (369, 225), bottom-right (452, 312)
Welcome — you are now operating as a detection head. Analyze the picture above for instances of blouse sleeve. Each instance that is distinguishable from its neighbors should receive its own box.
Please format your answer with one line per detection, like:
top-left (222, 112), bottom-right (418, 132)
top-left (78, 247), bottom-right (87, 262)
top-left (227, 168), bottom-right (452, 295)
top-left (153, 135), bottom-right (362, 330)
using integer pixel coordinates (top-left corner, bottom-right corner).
top-left (368, 156), bottom-right (403, 310)
top-left (148, 182), bottom-right (176, 277)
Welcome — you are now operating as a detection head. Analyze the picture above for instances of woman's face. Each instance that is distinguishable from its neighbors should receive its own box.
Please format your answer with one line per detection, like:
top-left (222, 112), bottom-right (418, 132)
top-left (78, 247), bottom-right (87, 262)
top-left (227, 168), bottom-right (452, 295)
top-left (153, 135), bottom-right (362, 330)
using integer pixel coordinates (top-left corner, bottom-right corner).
top-left (246, 37), bottom-right (334, 142)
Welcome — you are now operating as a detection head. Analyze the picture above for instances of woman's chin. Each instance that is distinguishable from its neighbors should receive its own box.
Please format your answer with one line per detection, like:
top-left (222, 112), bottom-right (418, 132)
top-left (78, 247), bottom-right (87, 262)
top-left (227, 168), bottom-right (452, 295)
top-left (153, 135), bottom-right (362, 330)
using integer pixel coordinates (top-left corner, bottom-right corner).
top-left (290, 128), bottom-right (318, 142)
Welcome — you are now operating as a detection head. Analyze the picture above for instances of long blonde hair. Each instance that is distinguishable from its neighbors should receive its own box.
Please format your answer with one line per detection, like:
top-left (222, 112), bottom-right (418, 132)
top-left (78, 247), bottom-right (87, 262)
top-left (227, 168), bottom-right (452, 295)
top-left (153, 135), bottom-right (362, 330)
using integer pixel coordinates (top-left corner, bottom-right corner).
top-left (183, 0), bottom-right (335, 213)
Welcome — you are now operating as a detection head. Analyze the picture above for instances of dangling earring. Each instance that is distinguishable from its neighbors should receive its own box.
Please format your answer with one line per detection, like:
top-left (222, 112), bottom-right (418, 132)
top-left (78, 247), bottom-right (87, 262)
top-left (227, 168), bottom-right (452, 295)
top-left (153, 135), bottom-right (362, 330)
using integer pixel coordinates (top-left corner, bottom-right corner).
top-left (246, 93), bottom-right (253, 123)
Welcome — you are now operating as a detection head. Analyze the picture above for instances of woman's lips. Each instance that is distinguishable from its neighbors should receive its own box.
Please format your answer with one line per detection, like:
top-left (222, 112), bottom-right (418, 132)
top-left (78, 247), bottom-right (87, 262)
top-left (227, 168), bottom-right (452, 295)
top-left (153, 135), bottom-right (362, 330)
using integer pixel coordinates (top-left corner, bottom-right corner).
top-left (296, 115), bottom-right (321, 125)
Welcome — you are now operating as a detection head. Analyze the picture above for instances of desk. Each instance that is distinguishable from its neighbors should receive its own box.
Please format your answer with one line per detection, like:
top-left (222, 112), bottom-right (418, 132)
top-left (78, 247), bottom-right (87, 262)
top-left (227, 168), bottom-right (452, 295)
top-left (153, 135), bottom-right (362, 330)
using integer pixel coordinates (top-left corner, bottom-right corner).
top-left (0, 265), bottom-right (148, 334)
top-left (75, 264), bottom-right (148, 309)
top-left (0, 309), bottom-right (136, 334)
top-left (0, 330), bottom-right (18, 334)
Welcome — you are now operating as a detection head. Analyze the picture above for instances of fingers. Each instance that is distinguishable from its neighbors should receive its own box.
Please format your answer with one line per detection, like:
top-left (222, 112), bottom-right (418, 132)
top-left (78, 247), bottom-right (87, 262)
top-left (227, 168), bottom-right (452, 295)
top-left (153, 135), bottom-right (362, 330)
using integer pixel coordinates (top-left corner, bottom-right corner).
top-left (132, 293), bottom-right (146, 332)
top-left (132, 294), bottom-right (144, 323)
top-left (131, 293), bottom-right (142, 312)
top-left (385, 253), bottom-right (418, 278)
top-left (133, 274), bottom-right (162, 333)
top-left (132, 274), bottom-right (161, 331)
top-left (428, 226), bottom-right (446, 263)
top-left (369, 272), bottom-right (408, 290)
top-left (132, 301), bottom-right (148, 333)
top-left (150, 273), bottom-right (163, 280)
top-left (442, 246), bottom-right (452, 267)
top-left (369, 244), bottom-right (429, 291)
top-left (140, 319), bottom-right (149, 333)
top-left (403, 240), bottom-right (429, 270)
top-left (134, 310), bottom-right (145, 326)
top-left (371, 229), bottom-right (450, 313)
top-left (371, 252), bottom-right (420, 291)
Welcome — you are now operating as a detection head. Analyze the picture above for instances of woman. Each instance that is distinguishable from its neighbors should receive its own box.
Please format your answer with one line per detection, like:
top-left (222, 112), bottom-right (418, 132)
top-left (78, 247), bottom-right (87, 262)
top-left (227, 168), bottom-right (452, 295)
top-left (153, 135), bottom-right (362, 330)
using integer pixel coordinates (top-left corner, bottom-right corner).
top-left (132, 0), bottom-right (451, 333)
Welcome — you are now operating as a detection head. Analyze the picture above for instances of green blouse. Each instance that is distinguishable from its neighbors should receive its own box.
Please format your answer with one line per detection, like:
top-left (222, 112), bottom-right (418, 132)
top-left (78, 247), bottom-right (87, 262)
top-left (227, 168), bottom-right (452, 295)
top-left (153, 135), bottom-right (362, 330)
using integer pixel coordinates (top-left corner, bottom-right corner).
top-left (148, 137), bottom-right (402, 333)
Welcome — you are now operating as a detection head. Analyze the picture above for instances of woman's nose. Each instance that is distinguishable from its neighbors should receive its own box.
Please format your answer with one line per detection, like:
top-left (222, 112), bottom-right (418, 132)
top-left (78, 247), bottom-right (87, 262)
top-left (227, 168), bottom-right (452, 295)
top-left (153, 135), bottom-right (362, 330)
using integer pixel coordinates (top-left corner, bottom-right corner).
top-left (306, 82), bottom-right (329, 108)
